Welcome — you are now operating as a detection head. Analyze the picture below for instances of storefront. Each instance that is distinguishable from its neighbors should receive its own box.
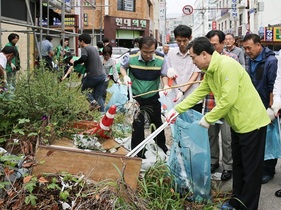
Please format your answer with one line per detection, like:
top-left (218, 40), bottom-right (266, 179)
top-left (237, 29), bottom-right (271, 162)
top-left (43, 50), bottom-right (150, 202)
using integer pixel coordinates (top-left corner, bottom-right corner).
top-left (104, 16), bottom-right (149, 48)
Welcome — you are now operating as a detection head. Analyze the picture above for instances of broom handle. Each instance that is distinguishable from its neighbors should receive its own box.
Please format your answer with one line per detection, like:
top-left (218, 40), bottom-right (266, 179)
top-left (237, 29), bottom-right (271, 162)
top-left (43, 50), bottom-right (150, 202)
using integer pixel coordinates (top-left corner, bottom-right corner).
top-left (126, 113), bottom-right (179, 157)
top-left (133, 80), bottom-right (201, 98)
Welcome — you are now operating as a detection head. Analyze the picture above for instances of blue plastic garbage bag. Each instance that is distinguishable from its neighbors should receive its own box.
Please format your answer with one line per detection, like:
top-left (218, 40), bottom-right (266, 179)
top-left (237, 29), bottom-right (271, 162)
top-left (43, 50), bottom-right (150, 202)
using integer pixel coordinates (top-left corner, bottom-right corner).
top-left (167, 109), bottom-right (211, 202)
top-left (158, 90), bottom-right (178, 112)
top-left (106, 84), bottom-right (128, 111)
top-left (264, 118), bottom-right (281, 160)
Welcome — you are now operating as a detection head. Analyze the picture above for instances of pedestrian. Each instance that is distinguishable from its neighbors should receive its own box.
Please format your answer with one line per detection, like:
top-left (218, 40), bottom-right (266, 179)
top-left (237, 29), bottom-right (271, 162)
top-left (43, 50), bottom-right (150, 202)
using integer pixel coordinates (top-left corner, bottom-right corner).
top-left (133, 36), bottom-right (142, 49)
top-left (55, 37), bottom-right (70, 65)
top-left (102, 37), bottom-right (112, 50)
top-left (5, 33), bottom-right (20, 87)
top-left (101, 46), bottom-right (120, 101)
top-left (0, 46), bottom-right (18, 91)
top-left (39, 35), bottom-right (54, 71)
top-left (162, 44), bottom-right (169, 56)
top-left (225, 33), bottom-right (246, 68)
top-left (243, 33), bottom-right (278, 184)
top-left (97, 41), bottom-right (104, 56)
top-left (163, 25), bottom-right (202, 111)
top-left (205, 30), bottom-right (239, 181)
top-left (166, 37), bottom-right (270, 210)
top-left (271, 50), bottom-right (281, 198)
top-left (120, 36), bottom-right (169, 158)
top-left (71, 33), bottom-right (106, 112)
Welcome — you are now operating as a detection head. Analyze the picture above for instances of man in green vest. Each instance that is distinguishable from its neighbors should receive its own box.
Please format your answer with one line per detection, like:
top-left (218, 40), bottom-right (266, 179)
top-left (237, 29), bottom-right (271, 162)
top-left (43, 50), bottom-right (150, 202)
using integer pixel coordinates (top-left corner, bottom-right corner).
top-left (120, 36), bottom-right (169, 158)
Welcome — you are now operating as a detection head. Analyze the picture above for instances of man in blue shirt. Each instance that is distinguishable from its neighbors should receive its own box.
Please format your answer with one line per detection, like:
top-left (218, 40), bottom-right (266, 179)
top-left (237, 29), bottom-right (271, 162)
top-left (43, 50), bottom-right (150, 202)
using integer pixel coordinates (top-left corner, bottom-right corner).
top-left (243, 33), bottom-right (278, 185)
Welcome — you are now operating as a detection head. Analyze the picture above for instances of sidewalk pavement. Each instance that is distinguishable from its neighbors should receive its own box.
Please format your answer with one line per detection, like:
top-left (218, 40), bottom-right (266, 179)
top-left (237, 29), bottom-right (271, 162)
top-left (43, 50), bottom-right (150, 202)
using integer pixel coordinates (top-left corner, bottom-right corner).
top-left (215, 159), bottom-right (281, 210)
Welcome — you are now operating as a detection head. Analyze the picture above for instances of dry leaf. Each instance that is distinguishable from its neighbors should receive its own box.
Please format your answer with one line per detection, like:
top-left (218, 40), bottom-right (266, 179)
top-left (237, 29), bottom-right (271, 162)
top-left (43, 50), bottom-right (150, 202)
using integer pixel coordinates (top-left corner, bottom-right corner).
top-left (39, 176), bottom-right (49, 183)
top-left (4, 167), bottom-right (14, 176)
top-left (23, 175), bottom-right (33, 183)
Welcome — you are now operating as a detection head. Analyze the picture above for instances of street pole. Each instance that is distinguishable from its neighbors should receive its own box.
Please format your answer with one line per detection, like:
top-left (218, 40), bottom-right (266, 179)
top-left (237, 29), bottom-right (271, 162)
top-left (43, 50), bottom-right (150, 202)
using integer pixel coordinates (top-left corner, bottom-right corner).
top-left (164, 0), bottom-right (166, 44)
top-left (92, 0), bottom-right (95, 45)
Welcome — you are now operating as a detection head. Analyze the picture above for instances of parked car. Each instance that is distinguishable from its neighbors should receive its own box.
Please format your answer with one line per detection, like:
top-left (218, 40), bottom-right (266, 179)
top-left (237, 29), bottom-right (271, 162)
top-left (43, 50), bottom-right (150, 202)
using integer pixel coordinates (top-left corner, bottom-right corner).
top-left (112, 47), bottom-right (130, 60)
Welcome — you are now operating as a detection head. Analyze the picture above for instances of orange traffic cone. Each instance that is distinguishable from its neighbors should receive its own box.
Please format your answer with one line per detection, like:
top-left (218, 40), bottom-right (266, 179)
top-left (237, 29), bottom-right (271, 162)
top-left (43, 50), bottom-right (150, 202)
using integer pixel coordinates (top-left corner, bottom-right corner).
top-left (86, 105), bottom-right (117, 139)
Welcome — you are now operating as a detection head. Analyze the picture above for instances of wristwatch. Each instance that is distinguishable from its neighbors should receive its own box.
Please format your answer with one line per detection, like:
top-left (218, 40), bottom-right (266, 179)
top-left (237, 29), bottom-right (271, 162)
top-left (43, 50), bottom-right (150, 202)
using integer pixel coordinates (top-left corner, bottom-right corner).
top-left (178, 88), bottom-right (185, 94)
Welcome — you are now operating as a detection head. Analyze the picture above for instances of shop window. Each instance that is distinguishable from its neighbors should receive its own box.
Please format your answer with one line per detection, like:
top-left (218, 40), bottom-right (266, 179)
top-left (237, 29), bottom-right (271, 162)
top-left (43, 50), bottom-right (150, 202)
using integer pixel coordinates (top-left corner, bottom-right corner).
top-left (117, 0), bottom-right (136, 12)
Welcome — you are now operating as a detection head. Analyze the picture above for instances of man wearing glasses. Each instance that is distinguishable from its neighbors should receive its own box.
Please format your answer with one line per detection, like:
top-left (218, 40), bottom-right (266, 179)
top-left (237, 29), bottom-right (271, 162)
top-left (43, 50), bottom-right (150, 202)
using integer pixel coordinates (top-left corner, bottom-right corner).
top-left (166, 37), bottom-right (270, 210)
top-left (163, 25), bottom-right (202, 112)
top-left (120, 36), bottom-right (169, 158)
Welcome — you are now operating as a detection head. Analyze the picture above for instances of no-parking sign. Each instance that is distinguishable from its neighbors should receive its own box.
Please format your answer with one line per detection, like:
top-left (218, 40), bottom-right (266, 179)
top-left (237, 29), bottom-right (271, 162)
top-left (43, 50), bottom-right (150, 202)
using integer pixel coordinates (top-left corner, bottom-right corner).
top-left (182, 5), bottom-right (194, 15)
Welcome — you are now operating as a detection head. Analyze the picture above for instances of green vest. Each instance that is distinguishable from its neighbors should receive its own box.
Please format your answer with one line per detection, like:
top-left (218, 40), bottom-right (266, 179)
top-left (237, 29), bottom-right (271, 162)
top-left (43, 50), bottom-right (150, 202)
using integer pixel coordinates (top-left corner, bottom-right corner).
top-left (129, 51), bottom-right (164, 98)
top-left (72, 56), bottom-right (86, 74)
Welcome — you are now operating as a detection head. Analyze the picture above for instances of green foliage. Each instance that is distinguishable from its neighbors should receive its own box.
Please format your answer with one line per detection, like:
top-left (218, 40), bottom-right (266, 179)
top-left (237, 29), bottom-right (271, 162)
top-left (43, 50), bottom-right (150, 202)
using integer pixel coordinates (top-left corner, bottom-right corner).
top-left (0, 69), bottom-right (94, 138)
top-left (25, 194), bottom-right (37, 206)
top-left (24, 177), bottom-right (38, 206)
top-left (24, 177), bottom-right (38, 193)
top-left (59, 190), bottom-right (70, 201)
top-left (138, 161), bottom-right (186, 210)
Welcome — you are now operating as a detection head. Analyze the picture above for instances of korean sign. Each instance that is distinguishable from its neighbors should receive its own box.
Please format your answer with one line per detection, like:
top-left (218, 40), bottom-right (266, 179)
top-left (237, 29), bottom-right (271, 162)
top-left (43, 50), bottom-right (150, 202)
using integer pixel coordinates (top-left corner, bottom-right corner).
top-left (230, 0), bottom-right (238, 20)
top-left (115, 18), bottom-right (147, 30)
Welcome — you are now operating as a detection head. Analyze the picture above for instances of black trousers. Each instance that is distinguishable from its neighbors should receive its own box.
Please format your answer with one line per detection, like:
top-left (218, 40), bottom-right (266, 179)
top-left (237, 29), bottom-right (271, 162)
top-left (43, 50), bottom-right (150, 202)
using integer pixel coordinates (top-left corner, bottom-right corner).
top-left (230, 126), bottom-right (267, 210)
top-left (131, 96), bottom-right (167, 158)
top-left (42, 56), bottom-right (53, 71)
top-left (263, 158), bottom-right (278, 177)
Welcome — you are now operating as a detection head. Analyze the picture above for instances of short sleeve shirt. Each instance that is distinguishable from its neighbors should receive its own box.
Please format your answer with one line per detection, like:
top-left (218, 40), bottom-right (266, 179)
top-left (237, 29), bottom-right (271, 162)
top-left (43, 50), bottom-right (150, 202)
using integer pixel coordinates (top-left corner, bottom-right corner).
top-left (164, 47), bottom-right (201, 96)
top-left (0, 53), bottom-right (7, 69)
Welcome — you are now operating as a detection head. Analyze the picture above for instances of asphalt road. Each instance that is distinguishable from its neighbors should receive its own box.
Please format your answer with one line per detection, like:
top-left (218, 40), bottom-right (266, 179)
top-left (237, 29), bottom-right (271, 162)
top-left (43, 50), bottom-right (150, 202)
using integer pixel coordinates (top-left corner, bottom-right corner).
top-left (216, 156), bottom-right (281, 209)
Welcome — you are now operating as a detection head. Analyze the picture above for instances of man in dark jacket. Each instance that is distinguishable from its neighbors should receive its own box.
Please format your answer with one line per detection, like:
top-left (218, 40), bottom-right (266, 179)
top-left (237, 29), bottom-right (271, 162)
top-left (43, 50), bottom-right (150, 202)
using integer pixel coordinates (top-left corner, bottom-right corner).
top-left (243, 33), bottom-right (278, 185)
top-left (71, 34), bottom-right (106, 112)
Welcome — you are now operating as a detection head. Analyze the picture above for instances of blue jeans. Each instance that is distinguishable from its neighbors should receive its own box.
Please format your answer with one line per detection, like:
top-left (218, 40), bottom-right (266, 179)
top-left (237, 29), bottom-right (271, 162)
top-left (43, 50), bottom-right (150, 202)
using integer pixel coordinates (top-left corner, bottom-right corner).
top-left (81, 74), bottom-right (106, 112)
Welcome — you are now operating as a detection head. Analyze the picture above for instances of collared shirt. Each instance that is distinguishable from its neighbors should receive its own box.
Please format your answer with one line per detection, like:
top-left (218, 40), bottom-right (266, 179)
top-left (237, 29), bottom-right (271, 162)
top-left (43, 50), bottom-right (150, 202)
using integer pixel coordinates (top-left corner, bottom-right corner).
top-left (250, 49), bottom-right (263, 73)
top-left (121, 51), bottom-right (166, 75)
top-left (225, 46), bottom-right (245, 68)
top-left (164, 47), bottom-right (201, 97)
top-left (39, 40), bottom-right (53, 57)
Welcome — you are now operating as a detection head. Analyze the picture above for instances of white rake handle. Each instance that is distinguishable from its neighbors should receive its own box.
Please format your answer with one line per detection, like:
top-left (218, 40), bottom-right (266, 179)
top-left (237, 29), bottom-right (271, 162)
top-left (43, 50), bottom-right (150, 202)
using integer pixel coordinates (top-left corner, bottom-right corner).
top-left (128, 82), bottom-right (133, 102)
top-left (126, 113), bottom-right (179, 157)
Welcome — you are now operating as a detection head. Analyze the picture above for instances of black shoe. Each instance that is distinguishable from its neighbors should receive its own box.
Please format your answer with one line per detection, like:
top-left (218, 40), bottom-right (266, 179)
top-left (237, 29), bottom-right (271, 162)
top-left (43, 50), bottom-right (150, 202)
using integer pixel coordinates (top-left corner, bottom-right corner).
top-left (211, 163), bottom-right (219, 173)
top-left (221, 170), bottom-right (232, 181)
top-left (261, 175), bottom-right (273, 184)
top-left (275, 189), bottom-right (281, 197)
top-left (89, 100), bottom-right (100, 111)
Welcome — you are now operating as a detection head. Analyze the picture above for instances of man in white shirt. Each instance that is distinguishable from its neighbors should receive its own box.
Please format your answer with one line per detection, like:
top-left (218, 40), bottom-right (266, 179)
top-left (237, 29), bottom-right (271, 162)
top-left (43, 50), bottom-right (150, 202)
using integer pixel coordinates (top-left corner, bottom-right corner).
top-left (163, 25), bottom-right (202, 112)
top-left (0, 46), bottom-right (17, 87)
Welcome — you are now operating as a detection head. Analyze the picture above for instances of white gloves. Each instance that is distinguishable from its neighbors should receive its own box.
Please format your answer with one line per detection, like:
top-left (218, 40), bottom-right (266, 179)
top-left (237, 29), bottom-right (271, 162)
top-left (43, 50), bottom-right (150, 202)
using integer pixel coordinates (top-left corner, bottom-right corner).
top-left (167, 68), bottom-right (177, 87)
top-left (10, 63), bottom-right (16, 70)
top-left (166, 108), bottom-right (179, 124)
top-left (266, 108), bottom-right (276, 121)
top-left (116, 78), bottom-right (121, 85)
top-left (167, 68), bottom-right (177, 78)
top-left (271, 102), bottom-right (281, 116)
top-left (199, 117), bottom-right (210, 129)
top-left (123, 75), bottom-right (131, 85)
top-left (174, 91), bottom-right (184, 102)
